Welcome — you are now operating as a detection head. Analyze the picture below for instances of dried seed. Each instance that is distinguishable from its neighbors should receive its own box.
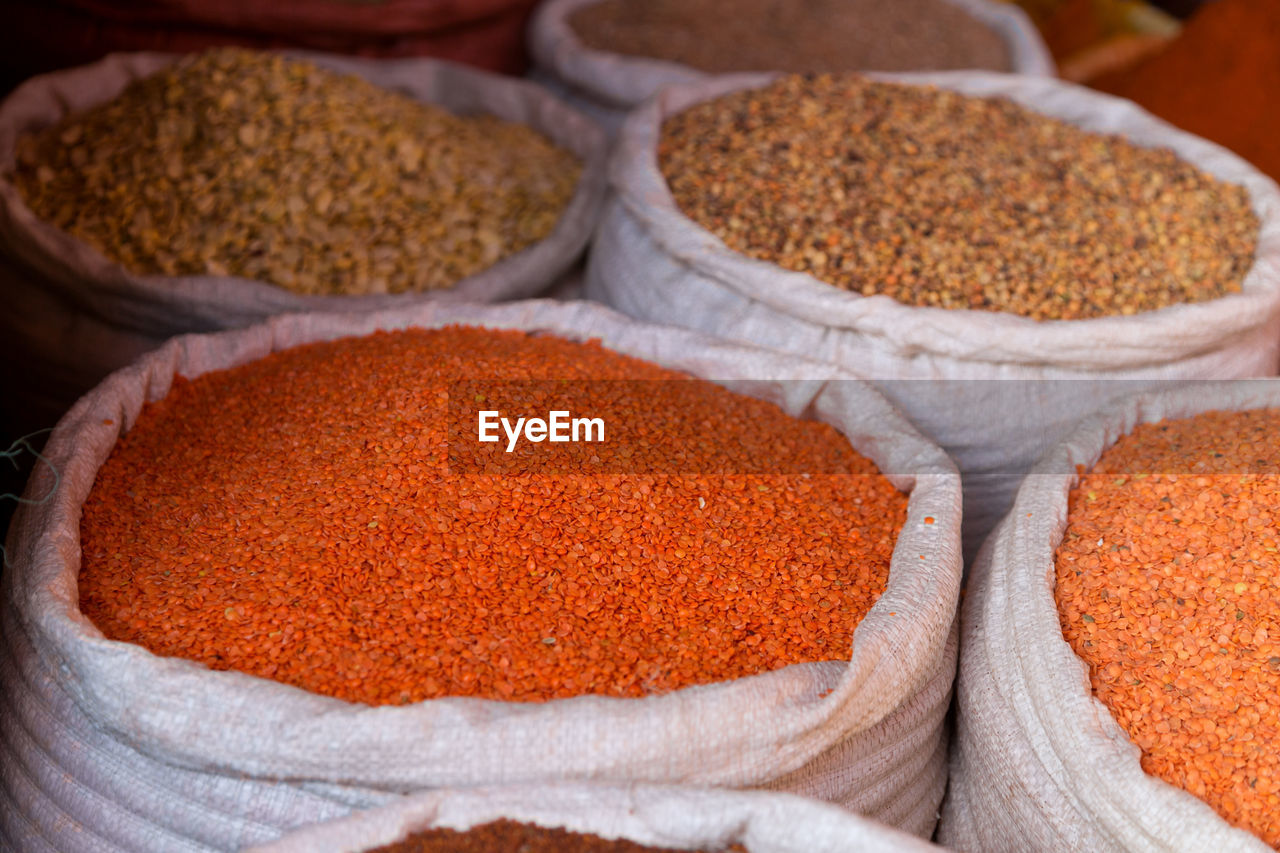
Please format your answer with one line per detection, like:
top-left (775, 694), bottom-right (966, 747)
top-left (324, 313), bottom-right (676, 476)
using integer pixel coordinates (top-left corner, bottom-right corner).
top-left (659, 74), bottom-right (1259, 321)
top-left (10, 49), bottom-right (581, 297)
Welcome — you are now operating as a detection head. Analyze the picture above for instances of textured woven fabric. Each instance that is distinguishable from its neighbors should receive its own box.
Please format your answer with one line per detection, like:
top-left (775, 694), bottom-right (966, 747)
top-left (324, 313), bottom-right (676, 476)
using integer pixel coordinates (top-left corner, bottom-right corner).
top-left (247, 783), bottom-right (944, 853)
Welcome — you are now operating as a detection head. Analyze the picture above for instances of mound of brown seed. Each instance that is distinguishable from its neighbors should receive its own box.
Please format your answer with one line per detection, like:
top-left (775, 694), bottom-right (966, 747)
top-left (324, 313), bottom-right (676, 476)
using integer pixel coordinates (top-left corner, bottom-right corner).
top-left (659, 74), bottom-right (1259, 320)
top-left (570, 0), bottom-right (1011, 74)
top-left (11, 48), bottom-right (581, 296)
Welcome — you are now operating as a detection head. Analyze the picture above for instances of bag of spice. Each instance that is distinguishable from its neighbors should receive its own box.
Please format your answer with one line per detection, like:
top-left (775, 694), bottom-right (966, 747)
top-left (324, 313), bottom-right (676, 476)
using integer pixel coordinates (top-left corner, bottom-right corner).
top-left (242, 783), bottom-right (942, 853)
top-left (526, 0), bottom-right (1054, 136)
top-left (0, 48), bottom-right (606, 450)
top-left (586, 70), bottom-right (1280, 559)
top-left (941, 380), bottom-right (1280, 851)
top-left (0, 299), bottom-right (961, 851)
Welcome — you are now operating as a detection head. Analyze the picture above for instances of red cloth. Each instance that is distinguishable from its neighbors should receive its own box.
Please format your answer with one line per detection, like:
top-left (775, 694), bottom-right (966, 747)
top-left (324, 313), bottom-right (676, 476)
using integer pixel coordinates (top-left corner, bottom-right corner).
top-left (5, 0), bottom-right (538, 81)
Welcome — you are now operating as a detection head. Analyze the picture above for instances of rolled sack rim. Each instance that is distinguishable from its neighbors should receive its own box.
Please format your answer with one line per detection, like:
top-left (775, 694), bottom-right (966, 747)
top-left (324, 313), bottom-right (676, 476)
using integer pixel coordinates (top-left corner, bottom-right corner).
top-left (242, 781), bottom-right (944, 853)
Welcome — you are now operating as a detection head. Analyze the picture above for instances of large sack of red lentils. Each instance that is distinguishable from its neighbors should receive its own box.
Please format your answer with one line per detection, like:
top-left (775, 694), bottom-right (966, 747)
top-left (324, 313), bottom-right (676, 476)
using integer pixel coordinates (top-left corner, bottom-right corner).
top-left (527, 0), bottom-right (1054, 135)
top-left (244, 783), bottom-right (942, 852)
top-left (587, 70), bottom-right (1280, 558)
top-left (0, 299), bottom-right (962, 851)
top-left (941, 380), bottom-right (1280, 851)
top-left (0, 48), bottom-right (606, 449)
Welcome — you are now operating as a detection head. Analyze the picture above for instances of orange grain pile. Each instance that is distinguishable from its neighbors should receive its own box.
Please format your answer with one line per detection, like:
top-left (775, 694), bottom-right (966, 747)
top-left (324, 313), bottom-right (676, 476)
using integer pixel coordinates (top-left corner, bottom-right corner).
top-left (1056, 408), bottom-right (1280, 845)
top-left (1092, 0), bottom-right (1280, 183)
top-left (79, 327), bottom-right (906, 706)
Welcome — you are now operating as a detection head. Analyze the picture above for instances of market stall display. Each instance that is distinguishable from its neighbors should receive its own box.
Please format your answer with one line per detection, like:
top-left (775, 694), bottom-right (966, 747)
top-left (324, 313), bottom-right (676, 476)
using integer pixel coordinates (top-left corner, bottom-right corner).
top-left (2, 2), bottom-right (1276, 847)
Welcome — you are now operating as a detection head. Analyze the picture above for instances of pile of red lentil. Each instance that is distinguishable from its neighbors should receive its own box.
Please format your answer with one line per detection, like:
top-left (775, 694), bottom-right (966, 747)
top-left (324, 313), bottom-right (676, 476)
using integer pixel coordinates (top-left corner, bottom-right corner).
top-left (659, 74), bottom-right (1259, 321)
top-left (368, 820), bottom-right (746, 853)
top-left (1056, 408), bottom-right (1280, 845)
top-left (79, 327), bottom-right (906, 705)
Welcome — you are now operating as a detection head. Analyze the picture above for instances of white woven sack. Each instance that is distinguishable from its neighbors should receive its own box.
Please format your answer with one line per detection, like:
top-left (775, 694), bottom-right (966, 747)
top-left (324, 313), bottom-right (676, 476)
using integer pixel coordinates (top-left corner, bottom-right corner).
top-left (585, 70), bottom-right (1280, 559)
top-left (0, 51), bottom-right (607, 439)
top-left (245, 782), bottom-right (944, 853)
top-left (941, 379), bottom-right (1280, 852)
top-left (0, 299), bottom-right (962, 852)
top-left (527, 0), bottom-right (1053, 136)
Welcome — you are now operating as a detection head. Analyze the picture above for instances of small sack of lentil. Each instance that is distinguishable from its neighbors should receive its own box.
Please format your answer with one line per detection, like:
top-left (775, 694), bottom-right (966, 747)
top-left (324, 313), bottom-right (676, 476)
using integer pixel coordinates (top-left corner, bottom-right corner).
top-left (0, 299), bottom-right (961, 852)
top-left (587, 70), bottom-right (1280, 559)
top-left (526, 0), bottom-right (1053, 135)
top-left (242, 783), bottom-right (942, 853)
top-left (941, 380), bottom-right (1280, 851)
top-left (0, 48), bottom-right (606, 449)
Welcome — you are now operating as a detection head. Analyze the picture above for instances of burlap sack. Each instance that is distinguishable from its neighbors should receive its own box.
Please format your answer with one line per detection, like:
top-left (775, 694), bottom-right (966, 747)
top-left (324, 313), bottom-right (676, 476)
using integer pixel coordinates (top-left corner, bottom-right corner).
top-left (527, 0), bottom-right (1054, 135)
top-left (0, 51), bottom-right (607, 443)
top-left (1, 299), bottom-right (961, 852)
top-left (585, 70), bottom-right (1280, 559)
top-left (941, 379), bottom-right (1280, 851)
top-left (245, 782), bottom-right (943, 853)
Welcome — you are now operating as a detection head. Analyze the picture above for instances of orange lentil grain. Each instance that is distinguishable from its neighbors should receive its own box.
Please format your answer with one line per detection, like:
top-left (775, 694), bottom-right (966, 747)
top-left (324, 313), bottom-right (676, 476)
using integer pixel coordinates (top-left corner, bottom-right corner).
top-left (79, 327), bottom-right (907, 706)
top-left (1055, 408), bottom-right (1280, 846)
